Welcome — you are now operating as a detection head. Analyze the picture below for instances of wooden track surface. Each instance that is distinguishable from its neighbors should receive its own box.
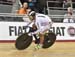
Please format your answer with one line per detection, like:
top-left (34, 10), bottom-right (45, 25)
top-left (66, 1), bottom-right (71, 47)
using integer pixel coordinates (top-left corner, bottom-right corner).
top-left (0, 42), bottom-right (75, 57)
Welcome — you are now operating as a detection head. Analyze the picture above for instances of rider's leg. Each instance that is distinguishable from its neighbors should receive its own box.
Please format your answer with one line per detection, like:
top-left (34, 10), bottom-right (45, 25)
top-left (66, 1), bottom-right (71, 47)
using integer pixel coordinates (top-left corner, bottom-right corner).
top-left (38, 26), bottom-right (50, 47)
top-left (39, 33), bottom-right (44, 47)
top-left (34, 31), bottom-right (46, 50)
top-left (33, 26), bottom-right (50, 49)
top-left (39, 29), bottom-right (48, 46)
top-left (34, 29), bottom-right (49, 50)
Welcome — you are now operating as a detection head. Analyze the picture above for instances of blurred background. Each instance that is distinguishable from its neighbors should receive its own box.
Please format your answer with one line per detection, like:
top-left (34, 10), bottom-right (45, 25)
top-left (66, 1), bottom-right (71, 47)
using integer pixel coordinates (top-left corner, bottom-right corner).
top-left (0, 0), bottom-right (75, 22)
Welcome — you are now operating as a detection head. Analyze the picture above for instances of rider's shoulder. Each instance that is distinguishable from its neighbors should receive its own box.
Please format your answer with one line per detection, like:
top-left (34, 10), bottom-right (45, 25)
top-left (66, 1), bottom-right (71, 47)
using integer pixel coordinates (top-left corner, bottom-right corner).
top-left (36, 13), bottom-right (47, 18)
top-left (36, 13), bottom-right (50, 18)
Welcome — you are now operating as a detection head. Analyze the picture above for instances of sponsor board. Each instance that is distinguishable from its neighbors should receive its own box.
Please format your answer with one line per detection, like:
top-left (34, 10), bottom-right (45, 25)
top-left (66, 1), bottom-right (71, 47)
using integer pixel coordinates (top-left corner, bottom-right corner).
top-left (0, 22), bottom-right (75, 41)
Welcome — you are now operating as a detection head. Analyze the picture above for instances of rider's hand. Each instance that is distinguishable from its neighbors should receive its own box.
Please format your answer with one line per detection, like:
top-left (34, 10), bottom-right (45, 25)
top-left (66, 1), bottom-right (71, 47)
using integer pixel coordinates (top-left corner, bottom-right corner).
top-left (32, 24), bottom-right (37, 30)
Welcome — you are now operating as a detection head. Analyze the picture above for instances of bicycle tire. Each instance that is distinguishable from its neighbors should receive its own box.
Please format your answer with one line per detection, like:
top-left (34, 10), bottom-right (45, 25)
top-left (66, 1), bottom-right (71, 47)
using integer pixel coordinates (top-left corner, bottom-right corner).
top-left (15, 33), bottom-right (32, 50)
top-left (42, 32), bottom-right (56, 48)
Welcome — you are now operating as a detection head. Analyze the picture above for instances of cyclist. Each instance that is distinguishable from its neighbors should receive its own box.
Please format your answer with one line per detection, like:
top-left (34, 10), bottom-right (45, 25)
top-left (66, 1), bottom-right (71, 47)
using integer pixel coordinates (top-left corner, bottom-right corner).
top-left (28, 11), bottom-right (52, 50)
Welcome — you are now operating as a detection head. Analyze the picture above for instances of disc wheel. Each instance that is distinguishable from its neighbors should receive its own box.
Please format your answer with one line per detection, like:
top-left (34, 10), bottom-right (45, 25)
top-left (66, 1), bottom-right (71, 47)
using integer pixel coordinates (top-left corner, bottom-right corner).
top-left (15, 33), bottom-right (32, 50)
top-left (42, 32), bottom-right (56, 49)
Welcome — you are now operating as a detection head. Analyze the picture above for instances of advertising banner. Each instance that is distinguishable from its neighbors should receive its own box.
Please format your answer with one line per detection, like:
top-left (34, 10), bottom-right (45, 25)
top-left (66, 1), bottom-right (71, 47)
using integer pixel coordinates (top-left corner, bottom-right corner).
top-left (0, 22), bottom-right (75, 41)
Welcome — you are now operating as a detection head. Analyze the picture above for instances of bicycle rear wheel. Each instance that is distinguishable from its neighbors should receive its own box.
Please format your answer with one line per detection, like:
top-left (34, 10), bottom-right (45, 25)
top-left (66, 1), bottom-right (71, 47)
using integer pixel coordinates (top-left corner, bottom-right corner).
top-left (15, 33), bottom-right (32, 50)
top-left (42, 32), bottom-right (56, 48)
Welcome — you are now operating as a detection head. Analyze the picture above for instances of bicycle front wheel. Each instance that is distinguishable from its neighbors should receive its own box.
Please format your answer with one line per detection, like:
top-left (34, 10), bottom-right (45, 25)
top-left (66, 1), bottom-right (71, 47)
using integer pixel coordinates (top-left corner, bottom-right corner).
top-left (15, 33), bottom-right (32, 50)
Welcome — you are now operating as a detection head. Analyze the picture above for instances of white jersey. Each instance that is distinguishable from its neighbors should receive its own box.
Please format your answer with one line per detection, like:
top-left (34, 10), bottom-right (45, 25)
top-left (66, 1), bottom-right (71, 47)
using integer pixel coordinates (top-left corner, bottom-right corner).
top-left (32, 13), bottom-right (52, 34)
top-left (28, 13), bottom-right (52, 34)
top-left (35, 13), bottom-right (52, 29)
